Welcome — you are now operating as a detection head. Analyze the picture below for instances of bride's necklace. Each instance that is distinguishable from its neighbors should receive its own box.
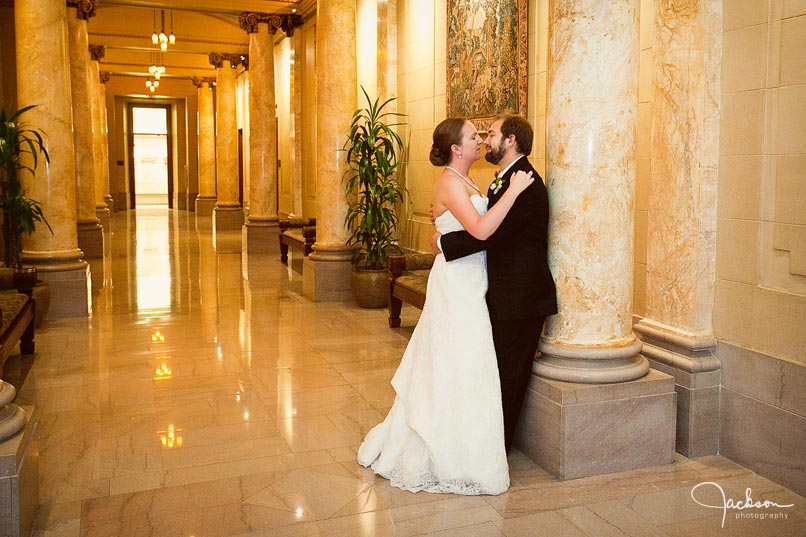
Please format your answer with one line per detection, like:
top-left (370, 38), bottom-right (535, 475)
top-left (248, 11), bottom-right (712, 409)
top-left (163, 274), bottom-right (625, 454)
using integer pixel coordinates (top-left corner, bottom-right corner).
top-left (446, 166), bottom-right (481, 193)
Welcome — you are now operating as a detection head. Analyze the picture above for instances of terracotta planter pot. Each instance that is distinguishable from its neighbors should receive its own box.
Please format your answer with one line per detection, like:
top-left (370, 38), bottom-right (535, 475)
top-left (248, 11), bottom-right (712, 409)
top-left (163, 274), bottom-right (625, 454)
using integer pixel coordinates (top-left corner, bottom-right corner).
top-left (350, 268), bottom-right (389, 308)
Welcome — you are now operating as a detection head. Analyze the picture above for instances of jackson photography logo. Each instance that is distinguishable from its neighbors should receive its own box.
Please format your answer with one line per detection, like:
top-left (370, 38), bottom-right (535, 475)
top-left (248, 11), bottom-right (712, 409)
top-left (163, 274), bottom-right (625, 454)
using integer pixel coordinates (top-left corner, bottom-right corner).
top-left (690, 481), bottom-right (795, 528)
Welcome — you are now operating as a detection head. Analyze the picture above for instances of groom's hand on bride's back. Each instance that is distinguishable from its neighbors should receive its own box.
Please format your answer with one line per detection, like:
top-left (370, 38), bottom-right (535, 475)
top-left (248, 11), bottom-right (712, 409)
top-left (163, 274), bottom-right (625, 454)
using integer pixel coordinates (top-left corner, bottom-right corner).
top-left (430, 231), bottom-right (443, 254)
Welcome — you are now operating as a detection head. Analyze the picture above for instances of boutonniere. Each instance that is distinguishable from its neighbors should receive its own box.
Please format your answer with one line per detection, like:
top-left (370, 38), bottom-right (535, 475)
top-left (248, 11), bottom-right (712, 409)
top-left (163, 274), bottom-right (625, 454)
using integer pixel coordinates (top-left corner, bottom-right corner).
top-left (491, 175), bottom-right (505, 195)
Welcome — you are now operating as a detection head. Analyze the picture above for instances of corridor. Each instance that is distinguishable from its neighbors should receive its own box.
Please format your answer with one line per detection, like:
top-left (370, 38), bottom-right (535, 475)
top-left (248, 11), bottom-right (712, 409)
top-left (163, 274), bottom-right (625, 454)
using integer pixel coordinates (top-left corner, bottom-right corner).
top-left (5, 208), bottom-right (805, 537)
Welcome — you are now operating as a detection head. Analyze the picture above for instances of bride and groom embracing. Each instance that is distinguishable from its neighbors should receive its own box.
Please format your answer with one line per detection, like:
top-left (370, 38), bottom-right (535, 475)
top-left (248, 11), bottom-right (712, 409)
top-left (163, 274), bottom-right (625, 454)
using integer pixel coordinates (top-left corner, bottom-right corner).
top-left (357, 114), bottom-right (558, 495)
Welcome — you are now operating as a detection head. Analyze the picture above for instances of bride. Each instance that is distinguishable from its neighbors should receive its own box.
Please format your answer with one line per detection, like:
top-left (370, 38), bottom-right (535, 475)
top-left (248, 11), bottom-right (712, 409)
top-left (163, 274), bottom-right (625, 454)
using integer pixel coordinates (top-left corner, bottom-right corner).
top-left (357, 117), bottom-right (534, 495)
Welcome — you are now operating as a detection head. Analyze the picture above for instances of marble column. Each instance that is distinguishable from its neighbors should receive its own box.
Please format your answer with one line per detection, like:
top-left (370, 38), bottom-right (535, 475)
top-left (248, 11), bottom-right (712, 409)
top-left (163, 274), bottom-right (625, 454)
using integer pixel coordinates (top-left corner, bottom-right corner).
top-left (515, 0), bottom-right (675, 480)
top-left (239, 13), bottom-right (280, 254)
top-left (634, 0), bottom-right (722, 457)
top-left (15, 0), bottom-right (89, 319)
top-left (67, 1), bottom-right (103, 260)
top-left (303, 0), bottom-right (356, 302)
top-left (99, 72), bottom-right (113, 217)
top-left (192, 76), bottom-right (217, 220)
top-left (377, 0), bottom-right (397, 101)
top-left (209, 53), bottom-right (245, 237)
top-left (89, 46), bottom-right (111, 229)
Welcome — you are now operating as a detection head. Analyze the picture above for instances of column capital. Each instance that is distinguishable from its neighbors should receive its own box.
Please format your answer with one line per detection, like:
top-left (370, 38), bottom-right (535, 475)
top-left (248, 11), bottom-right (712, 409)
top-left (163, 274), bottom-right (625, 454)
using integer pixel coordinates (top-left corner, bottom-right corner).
top-left (238, 12), bottom-right (303, 36)
top-left (191, 76), bottom-right (216, 88)
top-left (208, 52), bottom-right (248, 70)
top-left (88, 44), bottom-right (105, 61)
top-left (99, 71), bottom-right (110, 83)
top-left (67, 0), bottom-right (96, 20)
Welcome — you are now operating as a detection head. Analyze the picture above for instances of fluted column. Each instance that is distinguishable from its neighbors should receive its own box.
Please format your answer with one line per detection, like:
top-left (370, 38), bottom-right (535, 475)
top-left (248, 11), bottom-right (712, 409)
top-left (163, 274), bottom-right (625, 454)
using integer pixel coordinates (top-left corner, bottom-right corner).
top-left (67, 1), bottom-right (103, 260)
top-left (240, 12), bottom-right (280, 253)
top-left (303, 0), bottom-right (356, 302)
top-left (515, 0), bottom-right (674, 481)
top-left (15, 0), bottom-right (89, 319)
top-left (192, 76), bottom-right (217, 219)
top-left (209, 53), bottom-right (245, 234)
top-left (88, 46), bottom-right (111, 230)
top-left (634, 0), bottom-right (722, 457)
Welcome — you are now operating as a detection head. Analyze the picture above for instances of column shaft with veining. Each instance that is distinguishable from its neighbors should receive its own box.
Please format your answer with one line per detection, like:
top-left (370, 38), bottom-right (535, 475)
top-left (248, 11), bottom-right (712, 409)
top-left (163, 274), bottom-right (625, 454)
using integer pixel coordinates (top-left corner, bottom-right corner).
top-left (15, 0), bottom-right (89, 318)
top-left (635, 0), bottom-right (722, 456)
top-left (303, 0), bottom-right (356, 301)
top-left (193, 76), bottom-right (217, 218)
top-left (88, 46), bottom-right (110, 228)
top-left (240, 13), bottom-right (280, 253)
top-left (537, 0), bottom-right (647, 383)
top-left (67, 1), bottom-right (103, 259)
top-left (210, 53), bottom-right (244, 233)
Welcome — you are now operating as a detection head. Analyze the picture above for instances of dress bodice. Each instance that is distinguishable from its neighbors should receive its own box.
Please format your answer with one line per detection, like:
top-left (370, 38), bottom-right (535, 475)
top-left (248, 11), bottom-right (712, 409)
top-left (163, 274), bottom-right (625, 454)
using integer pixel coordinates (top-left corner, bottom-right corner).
top-left (435, 194), bottom-right (488, 234)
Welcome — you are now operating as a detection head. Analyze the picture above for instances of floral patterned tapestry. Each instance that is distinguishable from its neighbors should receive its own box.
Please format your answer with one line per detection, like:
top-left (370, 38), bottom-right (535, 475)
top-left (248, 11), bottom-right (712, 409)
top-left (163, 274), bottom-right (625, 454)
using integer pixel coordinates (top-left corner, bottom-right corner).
top-left (447, 0), bottom-right (527, 127)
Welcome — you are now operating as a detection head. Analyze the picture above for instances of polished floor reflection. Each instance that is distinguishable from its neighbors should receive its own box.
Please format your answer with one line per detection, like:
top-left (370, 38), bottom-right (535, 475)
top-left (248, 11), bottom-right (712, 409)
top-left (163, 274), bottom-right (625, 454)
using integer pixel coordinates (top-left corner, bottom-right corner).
top-left (6, 208), bottom-right (805, 536)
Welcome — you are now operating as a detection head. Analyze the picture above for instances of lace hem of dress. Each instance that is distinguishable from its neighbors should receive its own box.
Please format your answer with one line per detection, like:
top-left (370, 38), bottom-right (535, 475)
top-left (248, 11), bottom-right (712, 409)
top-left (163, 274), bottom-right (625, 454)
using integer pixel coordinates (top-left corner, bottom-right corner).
top-left (374, 465), bottom-right (506, 496)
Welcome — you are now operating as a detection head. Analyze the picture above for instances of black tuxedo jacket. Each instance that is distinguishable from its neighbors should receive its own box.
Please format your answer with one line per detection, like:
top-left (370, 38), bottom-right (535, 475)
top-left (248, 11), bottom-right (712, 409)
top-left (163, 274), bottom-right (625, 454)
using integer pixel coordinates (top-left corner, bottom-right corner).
top-left (441, 156), bottom-right (557, 321)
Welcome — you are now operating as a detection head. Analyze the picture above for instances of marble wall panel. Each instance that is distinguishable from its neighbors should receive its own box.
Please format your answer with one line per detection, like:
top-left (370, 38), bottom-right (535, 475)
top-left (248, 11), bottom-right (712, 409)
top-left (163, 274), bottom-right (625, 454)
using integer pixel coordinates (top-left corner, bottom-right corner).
top-left (718, 341), bottom-right (806, 418)
top-left (715, 218), bottom-right (759, 284)
top-left (720, 387), bottom-right (806, 497)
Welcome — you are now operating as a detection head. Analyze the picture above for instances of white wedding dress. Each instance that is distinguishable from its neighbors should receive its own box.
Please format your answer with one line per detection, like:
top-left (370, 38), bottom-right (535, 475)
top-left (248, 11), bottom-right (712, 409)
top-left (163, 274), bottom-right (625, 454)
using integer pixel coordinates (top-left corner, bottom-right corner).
top-left (357, 194), bottom-right (509, 495)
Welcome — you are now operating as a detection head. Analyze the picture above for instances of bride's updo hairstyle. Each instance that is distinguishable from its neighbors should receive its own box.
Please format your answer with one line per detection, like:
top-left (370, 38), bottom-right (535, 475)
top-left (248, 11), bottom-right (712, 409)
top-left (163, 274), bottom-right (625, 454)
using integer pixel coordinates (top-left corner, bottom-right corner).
top-left (429, 117), bottom-right (466, 166)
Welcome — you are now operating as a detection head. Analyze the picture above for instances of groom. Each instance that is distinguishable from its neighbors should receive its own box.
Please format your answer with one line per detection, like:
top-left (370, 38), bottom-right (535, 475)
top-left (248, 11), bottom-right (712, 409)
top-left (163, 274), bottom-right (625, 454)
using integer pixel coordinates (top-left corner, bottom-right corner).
top-left (433, 114), bottom-right (557, 452)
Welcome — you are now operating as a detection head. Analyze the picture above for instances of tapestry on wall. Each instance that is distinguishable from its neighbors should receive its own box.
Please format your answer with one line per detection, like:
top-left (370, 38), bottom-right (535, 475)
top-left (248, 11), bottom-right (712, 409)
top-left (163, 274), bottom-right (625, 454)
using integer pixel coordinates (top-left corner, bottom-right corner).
top-left (447, 0), bottom-right (527, 128)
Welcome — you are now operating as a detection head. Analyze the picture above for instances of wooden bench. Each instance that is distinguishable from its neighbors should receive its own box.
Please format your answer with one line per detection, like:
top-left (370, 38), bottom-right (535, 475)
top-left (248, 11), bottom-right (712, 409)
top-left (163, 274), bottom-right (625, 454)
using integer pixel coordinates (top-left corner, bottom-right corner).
top-left (0, 292), bottom-right (35, 378)
top-left (387, 252), bottom-right (435, 328)
top-left (278, 217), bottom-right (316, 265)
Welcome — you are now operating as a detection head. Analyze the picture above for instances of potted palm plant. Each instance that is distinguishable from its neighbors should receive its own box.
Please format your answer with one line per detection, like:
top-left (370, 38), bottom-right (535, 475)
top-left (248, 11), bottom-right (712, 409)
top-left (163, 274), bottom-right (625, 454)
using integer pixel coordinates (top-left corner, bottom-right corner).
top-left (0, 105), bottom-right (52, 299)
top-left (343, 87), bottom-right (407, 308)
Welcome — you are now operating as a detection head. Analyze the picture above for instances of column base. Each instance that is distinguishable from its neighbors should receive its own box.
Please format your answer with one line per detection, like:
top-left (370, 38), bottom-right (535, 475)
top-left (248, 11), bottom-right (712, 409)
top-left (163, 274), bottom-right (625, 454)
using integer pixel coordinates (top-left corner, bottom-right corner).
top-left (27, 256), bottom-right (90, 319)
top-left (536, 337), bottom-right (649, 383)
top-left (243, 219), bottom-right (280, 255)
top-left (196, 196), bottom-right (216, 218)
top-left (303, 245), bottom-right (353, 302)
top-left (104, 195), bottom-right (115, 215)
top-left (0, 404), bottom-right (39, 537)
top-left (213, 205), bottom-right (244, 231)
top-left (515, 369), bottom-right (676, 480)
top-left (635, 318), bottom-right (720, 457)
top-left (77, 220), bottom-right (104, 260)
top-left (95, 206), bottom-right (111, 231)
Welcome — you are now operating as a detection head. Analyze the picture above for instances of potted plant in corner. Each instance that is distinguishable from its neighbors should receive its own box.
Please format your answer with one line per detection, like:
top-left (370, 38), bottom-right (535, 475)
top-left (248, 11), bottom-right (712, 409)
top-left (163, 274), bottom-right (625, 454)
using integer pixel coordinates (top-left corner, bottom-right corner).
top-left (0, 105), bottom-right (53, 320)
top-left (343, 87), bottom-right (407, 308)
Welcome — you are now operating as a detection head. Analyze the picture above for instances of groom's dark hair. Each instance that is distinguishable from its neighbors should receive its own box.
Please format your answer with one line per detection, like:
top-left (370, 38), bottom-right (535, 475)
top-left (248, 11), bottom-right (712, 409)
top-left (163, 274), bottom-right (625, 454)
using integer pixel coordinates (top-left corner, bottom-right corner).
top-left (498, 114), bottom-right (533, 156)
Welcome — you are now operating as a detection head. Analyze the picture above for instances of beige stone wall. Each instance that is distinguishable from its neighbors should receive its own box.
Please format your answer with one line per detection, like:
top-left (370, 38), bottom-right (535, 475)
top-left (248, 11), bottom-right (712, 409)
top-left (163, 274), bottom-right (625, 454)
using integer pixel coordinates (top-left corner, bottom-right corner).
top-left (714, 2), bottom-right (806, 364)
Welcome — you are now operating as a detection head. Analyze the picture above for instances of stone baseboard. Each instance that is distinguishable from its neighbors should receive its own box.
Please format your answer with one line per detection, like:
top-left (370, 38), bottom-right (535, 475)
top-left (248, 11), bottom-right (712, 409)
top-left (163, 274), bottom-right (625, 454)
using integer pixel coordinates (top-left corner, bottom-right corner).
top-left (717, 342), bottom-right (806, 497)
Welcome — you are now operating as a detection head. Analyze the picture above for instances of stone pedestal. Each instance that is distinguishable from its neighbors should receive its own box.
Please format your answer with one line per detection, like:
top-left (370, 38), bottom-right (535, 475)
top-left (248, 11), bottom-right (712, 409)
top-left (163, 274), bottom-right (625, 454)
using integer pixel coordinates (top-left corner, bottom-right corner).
top-left (77, 220), bottom-right (104, 259)
top-left (36, 262), bottom-right (91, 319)
top-left (303, 254), bottom-right (352, 302)
top-left (213, 206), bottom-right (244, 233)
top-left (0, 405), bottom-right (39, 537)
top-left (96, 206), bottom-right (111, 233)
top-left (195, 197), bottom-right (216, 219)
top-left (243, 221), bottom-right (279, 254)
top-left (516, 369), bottom-right (676, 480)
top-left (636, 319), bottom-right (720, 457)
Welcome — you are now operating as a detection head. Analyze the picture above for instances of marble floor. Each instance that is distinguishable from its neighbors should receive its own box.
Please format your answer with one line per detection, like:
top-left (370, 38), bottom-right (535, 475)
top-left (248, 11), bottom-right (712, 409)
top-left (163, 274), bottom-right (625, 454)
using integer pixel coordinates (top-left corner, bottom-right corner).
top-left (3, 207), bottom-right (805, 537)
